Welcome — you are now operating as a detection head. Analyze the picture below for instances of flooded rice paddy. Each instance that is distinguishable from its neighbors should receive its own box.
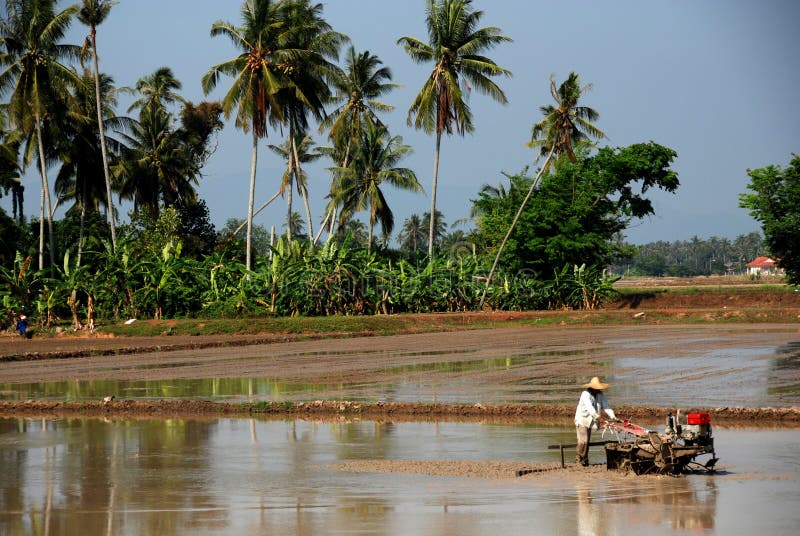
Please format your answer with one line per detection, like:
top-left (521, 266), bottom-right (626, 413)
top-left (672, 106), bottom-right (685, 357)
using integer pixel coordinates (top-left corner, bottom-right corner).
top-left (2, 329), bottom-right (800, 408)
top-left (1, 325), bottom-right (800, 534)
top-left (1, 417), bottom-right (798, 535)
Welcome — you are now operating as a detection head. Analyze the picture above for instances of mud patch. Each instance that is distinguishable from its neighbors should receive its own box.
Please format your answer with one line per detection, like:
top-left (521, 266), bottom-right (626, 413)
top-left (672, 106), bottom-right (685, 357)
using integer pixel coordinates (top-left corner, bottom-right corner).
top-left (328, 460), bottom-right (673, 482)
top-left (329, 460), bottom-right (565, 479)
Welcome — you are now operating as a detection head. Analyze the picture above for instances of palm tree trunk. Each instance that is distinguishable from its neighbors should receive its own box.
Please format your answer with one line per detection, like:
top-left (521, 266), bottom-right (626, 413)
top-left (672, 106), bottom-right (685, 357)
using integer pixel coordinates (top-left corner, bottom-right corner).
top-left (233, 190), bottom-right (280, 236)
top-left (326, 146), bottom-right (350, 240)
top-left (313, 209), bottom-right (330, 245)
top-left (330, 206), bottom-right (339, 235)
top-left (91, 30), bottom-right (116, 249)
top-left (428, 129), bottom-right (442, 258)
top-left (478, 149), bottom-right (554, 310)
top-left (77, 198), bottom-right (85, 268)
top-left (290, 134), bottom-right (314, 242)
top-left (72, 197), bottom-right (86, 329)
top-left (35, 117), bottom-right (55, 269)
top-left (286, 176), bottom-right (294, 241)
top-left (247, 130), bottom-right (258, 271)
top-left (38, 185), bottom-right (45, 271)
top-left (367, 210), bottom-right (374, 255)
top-left (269, 225), bottom-right (275, 261)
top-left (13, 186), bottom-right (22, 224)
top-left (301, 189), bottom-right (313, 242)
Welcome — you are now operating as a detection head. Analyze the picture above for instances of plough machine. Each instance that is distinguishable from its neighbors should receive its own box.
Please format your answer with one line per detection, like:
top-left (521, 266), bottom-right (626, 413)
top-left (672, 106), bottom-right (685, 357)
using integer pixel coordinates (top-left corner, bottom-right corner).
top-left (602, 411), bottom-right (718, 475)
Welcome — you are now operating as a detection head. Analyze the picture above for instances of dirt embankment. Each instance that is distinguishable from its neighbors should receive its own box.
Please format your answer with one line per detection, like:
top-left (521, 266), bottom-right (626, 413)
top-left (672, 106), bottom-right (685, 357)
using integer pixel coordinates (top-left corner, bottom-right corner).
top-left (613, 290), bottom-right (800, 309)
top-left (1, 399), bottom-right (797, 425)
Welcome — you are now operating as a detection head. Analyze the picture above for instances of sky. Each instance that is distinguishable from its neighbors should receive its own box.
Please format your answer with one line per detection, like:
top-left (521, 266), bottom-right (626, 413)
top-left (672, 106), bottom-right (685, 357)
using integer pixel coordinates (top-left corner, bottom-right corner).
top-left (3, 0), bottom-right (799, 245)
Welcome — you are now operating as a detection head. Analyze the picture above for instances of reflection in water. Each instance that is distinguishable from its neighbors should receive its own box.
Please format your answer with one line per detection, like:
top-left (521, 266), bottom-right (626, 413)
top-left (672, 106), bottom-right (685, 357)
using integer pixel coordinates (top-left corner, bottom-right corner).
top-left (612, 476), bottom-right (716, 531)
top-left (0, 357), bottom-right (571, 406)
top-left (0, 418), bottom-right (224, 535)
top-left (2, 340), bottom-right (797, 407)
top-left (577, 488), bottom-right (595, 536)
top-left (0, 356), bottom-right (543, 404)
top-left (769, 342), bottom-right (800, 400)
top-left (0, 377), bottom-right (337, 402)
top-left (0, 419), bottom-right (797, 535)
top-left (576, 478), bottom-right (716, 535)
top-left (613, 346), bottom-right (790, 407)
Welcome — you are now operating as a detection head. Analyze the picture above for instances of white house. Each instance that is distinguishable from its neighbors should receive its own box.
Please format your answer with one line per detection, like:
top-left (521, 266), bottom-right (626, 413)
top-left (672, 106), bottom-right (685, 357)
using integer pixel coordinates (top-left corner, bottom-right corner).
top-left (746, 256), bottom-right (784, 277)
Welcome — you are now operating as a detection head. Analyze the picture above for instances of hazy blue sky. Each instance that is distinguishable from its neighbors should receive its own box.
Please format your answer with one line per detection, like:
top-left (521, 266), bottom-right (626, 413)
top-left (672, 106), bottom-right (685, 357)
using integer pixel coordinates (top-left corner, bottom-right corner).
top-left (4, 0), bottom-right (799, 244)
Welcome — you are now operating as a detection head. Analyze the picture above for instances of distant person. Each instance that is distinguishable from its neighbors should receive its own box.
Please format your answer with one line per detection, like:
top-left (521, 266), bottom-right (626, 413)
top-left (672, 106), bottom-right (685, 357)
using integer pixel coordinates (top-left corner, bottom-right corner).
top-left (574, 376), bottom-right (616, 466)
top-left (16, 313), bottom-right (30, 339)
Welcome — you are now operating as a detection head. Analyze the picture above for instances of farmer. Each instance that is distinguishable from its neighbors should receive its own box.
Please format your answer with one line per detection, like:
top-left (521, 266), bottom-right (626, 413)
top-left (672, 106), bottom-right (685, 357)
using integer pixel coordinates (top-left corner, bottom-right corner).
top-left (16, 313), bottom-right (29, 338)
top-left (574, 376), bottom-right (616, 466)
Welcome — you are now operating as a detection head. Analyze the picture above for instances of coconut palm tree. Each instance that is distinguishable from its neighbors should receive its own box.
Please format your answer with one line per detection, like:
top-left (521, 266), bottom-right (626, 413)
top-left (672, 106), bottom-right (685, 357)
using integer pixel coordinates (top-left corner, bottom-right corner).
top-left (77, 0), bottom-right (117, 248)
top-left (202, 0), bottom-right (301, 270)
top-left (527, 72), bottom-right (605, 164)
top-left (398, 0), bottom-right (511, 257)
top-left (398, 213), bottom-right (426, 254)
top-left (282, 210), bottom-right (306, 239)
top-left (420, 209), bottom-right (447, 248)
top-left (55, 70), bottom-right (123, 266)
top-left (330, 122), bottom-right (421, 254)
top-left (0, 106), bottom-right (23, 223)
top-left (480, 72), bottom-right (605, 308)
top-left (275, 0), bottom-right (344, 243)
top-left (320, 46), bottom-right (396, 235)
top-left (267, 131), bottom-right (322, 241)
top-left (334, 217), bottom-right (368, 247)
top-left (115, 105), bottom-right (197, 217)
top-left (322, 46), bottom-right (397, 164)
top-left (0, 0), bottom-right (81, 269)
top-left (203, 0), bottom-right (343, 268)
top-left (125, 66), bottom-right (185, 115)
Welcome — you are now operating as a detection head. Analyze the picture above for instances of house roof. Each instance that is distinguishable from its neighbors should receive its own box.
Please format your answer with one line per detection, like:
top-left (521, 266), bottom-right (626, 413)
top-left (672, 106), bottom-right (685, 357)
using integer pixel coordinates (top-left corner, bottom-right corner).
top-left (746, 256), bottom-right (777, 268)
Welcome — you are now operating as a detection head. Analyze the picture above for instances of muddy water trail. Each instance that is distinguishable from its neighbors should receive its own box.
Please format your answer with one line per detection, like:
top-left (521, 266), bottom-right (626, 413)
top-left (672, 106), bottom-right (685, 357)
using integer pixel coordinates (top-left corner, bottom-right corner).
top-left (0, 418), bottom-right (798, 535)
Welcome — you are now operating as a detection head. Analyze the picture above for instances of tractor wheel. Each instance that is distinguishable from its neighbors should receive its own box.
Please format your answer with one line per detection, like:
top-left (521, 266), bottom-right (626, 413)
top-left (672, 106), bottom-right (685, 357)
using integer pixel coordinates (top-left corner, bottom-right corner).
top-left (618, 458), bottom-right (632, 475)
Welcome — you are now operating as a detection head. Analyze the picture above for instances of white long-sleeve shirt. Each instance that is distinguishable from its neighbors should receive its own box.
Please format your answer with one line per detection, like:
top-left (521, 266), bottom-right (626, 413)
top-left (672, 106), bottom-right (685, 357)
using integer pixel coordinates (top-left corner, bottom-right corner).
top-left (574, 389), bottom-right (616, 428)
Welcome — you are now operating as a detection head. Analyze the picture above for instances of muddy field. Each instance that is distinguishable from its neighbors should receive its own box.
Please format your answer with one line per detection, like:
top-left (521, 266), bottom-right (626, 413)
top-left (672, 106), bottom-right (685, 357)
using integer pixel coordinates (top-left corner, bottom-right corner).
top-left (2, 320), bottom-right (800, 533)
top-left (1, 322), bottom-right (799, 424)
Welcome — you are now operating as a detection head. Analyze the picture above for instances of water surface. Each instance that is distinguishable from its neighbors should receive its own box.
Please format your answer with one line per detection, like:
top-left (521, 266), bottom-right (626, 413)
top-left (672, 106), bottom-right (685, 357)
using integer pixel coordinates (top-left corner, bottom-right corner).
top-left (1, 417), bottom-right (798, 535)
top-left (2, 340), bottom-right (798, 407)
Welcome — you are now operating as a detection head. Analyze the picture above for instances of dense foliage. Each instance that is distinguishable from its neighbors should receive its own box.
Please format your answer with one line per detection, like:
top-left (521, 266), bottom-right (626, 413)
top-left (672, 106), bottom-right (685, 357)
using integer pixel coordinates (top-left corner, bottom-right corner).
top-left (0, 213), bottom-right (621, 330)
top-left (740, 155), bottom-right (800, 284)
top-left (471, 143), bottom-right (679, 275)
top-left (3, 0), bottom-right (768, 332)
top-left (616, 232), bottom-right (766, 277)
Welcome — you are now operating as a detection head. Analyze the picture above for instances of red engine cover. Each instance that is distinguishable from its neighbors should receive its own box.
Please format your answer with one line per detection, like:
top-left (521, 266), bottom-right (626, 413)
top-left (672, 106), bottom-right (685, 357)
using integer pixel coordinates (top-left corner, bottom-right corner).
top-left (687, 412), bottom-right (711, 425)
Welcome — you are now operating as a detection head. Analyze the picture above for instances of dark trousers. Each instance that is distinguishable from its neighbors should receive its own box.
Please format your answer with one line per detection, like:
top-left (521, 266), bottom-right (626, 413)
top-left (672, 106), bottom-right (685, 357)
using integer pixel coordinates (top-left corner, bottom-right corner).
top-left (576, 425), bottom-right (591, 465)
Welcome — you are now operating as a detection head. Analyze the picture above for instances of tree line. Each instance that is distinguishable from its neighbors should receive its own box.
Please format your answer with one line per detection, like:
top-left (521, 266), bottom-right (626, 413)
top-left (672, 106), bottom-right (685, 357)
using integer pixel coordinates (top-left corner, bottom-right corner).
top-left (10, 0), bottom-right (776, 329)
top-left (612, 232), bottom-right (766, 277)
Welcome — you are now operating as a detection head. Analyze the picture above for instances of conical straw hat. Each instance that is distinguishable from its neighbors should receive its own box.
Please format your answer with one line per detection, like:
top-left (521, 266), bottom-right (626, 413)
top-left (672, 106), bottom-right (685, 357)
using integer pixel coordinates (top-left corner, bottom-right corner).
top-left (583, 376), bottom-right (609, 390)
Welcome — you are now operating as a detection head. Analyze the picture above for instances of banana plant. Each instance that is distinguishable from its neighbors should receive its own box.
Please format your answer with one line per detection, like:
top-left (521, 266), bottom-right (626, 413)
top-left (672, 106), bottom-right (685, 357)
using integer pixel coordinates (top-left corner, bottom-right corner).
top-left (94, 238), bottom-right (142, 320)
top-left (61, 250), bottom-right (88, 330)
top-left (202, 247), bottom-right (253, 314)
top-left (261, 237), bottom-right (306, 314)
top-left (0, 253), bottom-right (41, 320)
top-left (569, 263), bottom-right (619, 309)
top-left (36, 282), bottom-right (60, 327)
top-left (138, 239), bottom-right (185, 319)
